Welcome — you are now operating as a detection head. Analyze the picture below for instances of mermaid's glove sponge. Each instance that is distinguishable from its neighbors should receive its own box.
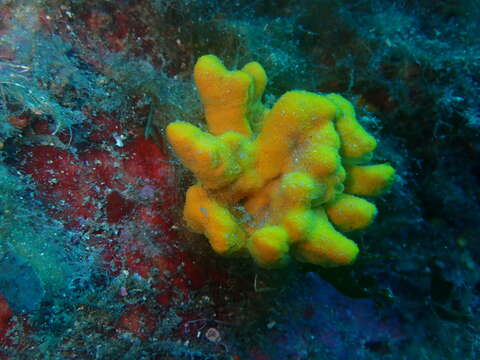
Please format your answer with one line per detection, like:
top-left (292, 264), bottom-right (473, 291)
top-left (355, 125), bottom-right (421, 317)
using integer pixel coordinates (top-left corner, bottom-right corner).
top-left (167, 55), bottom-right (395, 268)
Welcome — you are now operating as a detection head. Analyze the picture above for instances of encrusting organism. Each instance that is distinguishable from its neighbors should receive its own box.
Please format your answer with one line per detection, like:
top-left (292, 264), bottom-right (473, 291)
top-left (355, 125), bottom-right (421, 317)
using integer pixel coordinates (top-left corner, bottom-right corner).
top-left (167, 55), bottom-right (395, 268)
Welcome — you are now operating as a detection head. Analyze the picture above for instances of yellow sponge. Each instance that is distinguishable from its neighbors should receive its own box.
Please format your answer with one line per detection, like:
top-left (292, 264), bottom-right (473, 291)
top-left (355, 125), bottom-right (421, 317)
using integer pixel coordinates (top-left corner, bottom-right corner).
top-left (344, 164), bottom-right (396, 197)
top-left (248, 226), bottom-right (290, 268)
top-left (167, 55), bottom-right (395, 268)
top-left (294, 209), bottom-right (360, 267)
top-left (325, 194), bottom-right (377, 232)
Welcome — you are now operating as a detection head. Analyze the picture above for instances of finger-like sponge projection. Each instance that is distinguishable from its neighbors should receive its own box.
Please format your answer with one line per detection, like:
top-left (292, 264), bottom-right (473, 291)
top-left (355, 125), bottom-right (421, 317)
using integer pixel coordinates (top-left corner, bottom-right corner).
top-left (167, 55), bottom-right (395, 268)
